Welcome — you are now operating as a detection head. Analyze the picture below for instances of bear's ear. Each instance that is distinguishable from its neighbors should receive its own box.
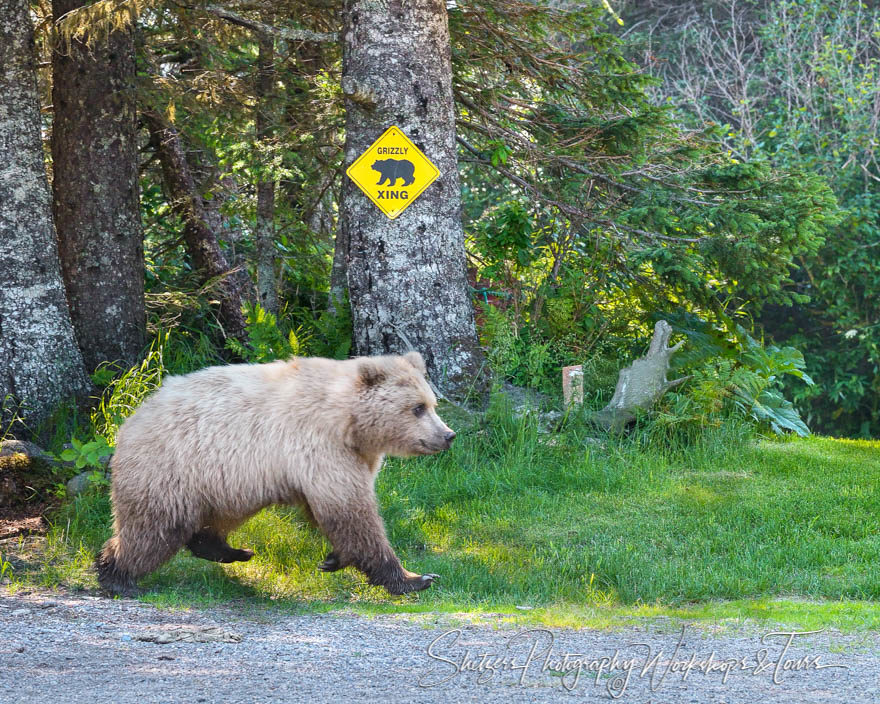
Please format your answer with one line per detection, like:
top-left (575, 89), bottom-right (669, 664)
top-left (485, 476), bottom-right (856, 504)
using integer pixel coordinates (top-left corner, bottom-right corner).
top-left (403, 350), bottom-right (426, 375)
top-left (358, 358), bottom-right (386, 388)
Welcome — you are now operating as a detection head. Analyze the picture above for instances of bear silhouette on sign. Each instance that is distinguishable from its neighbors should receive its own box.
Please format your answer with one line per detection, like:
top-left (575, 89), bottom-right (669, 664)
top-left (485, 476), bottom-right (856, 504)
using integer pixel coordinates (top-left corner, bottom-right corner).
top-left (372, 158), bottom-right (416, 187)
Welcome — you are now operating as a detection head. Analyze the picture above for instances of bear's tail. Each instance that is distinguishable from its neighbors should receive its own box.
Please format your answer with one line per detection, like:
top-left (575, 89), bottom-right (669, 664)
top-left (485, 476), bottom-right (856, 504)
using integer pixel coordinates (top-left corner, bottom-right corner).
top-left (95, 537), bottom-right (138, 597)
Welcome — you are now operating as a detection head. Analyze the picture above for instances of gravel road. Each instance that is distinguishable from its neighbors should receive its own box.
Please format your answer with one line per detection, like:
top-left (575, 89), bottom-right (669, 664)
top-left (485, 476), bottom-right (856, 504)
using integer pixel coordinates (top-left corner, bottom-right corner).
top-left (1, 589), bottom-right (878, 704)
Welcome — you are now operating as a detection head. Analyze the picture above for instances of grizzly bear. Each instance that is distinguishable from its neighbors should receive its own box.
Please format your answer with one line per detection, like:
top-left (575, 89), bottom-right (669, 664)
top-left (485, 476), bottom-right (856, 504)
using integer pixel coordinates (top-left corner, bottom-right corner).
top-left (95, 351), bottom-right (455, 597)
top-left (372, 158), bottom-right (416, 187)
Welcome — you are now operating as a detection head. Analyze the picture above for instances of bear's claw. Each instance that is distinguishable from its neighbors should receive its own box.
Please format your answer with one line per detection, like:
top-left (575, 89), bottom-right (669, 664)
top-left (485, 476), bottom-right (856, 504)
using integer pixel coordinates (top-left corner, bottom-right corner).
top-left (225, 548), bottom-right (254, 563)
top-left (390, 572), bottom-right (439, 594)
top-left (318, 553), bottom-right (342, 572)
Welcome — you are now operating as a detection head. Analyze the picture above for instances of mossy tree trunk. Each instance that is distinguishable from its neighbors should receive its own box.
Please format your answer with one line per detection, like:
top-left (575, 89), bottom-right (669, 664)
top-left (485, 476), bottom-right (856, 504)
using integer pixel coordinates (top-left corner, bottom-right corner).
top-left (340, 0), bottom-right (486, 402)
top-left (51, 0), bottom-right (145, 372)
top-left (0, 0), bottom-right (90, 427)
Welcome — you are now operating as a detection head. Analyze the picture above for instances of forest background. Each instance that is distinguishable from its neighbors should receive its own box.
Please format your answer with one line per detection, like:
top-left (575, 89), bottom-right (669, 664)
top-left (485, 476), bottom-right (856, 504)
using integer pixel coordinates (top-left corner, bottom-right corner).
top-left (1, 0), bottom-right (877, 440)
top-left (0, 0), bottom-right (879, 612)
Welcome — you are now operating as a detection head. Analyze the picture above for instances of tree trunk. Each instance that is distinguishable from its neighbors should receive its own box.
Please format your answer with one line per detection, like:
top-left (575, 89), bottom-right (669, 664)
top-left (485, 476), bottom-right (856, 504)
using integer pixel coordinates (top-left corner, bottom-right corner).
top-left (340, 0), bottom-right (486, 402)
top-left (144, 112), bottom-right (248, 343)
top-left (51, 0), bottom-right (145, 372)
top-left (328, 225), bottom-right (348, 312)
top-left (254, 33), bottom-right (279, 315)
top-left (0, 0), bottom-right (90, 427)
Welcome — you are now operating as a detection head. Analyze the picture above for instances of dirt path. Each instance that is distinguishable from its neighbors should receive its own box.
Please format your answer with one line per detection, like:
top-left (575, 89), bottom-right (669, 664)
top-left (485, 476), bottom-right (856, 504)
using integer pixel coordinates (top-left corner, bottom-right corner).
top-left (2, 589), bottom-right (878, 703)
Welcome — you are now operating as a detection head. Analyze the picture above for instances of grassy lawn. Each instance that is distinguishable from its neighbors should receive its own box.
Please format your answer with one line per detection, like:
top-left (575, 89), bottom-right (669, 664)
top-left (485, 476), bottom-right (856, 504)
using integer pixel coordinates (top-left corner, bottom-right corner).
top-left (4, 406), bottom-right (880, 631)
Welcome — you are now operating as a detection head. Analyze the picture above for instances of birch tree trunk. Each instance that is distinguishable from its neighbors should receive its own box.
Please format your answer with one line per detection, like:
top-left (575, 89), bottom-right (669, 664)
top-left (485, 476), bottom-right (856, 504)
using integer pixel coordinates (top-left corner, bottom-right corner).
top-left (52, 0), bottom-right (145, 372)
top-left (0, 0), bottom-right (90, 426)
top-left (340, 0), bottom-right (486, 401)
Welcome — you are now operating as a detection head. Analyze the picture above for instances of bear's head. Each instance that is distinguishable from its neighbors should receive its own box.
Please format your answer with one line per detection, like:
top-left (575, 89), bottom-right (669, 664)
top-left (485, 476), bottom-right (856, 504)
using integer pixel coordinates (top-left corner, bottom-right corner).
top-left (350, 351), bottom-right (455, 458)
top-left (371, 159), bottom-right (391, 170)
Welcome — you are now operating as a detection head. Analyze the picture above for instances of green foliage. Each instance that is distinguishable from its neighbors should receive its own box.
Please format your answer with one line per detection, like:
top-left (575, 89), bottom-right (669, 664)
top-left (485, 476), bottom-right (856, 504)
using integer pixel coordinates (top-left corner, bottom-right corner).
top-left (451, 0), bottom-right (842, 440)
top-left (225, 303), bottom-right (307, 363)
top-left (620, 0), bottom-right (878, 436)
top-left (298, 296), bottom-right (353, 360)
top-left (1, 394), bottom-right (25, 441)
top-left (474, 200), bottom-right (536, 275)
top-left (58, 436), bottom-right (113, 472)
top-left (752, 2), bottom-right (880, 437)
top-left (734, 337), bottom-right (814, 436)
top-left (137, 4), bottom-right (343, 318)
top-left (91, 334), bottom-right (168, 444)
top-left (0, 556), bottom-right (12, 582)
top-left (662, 315), bottom-right (814, 437)
top-left (455, 1), bottom-right (839, 332)
top-left (479, 304), bottom-right (607, 395)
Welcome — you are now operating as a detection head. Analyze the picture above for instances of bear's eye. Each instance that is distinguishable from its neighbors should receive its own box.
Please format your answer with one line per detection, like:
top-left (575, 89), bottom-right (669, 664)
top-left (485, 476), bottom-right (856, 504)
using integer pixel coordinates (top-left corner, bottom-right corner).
top-left (412, 404), bottom-right (426, 418)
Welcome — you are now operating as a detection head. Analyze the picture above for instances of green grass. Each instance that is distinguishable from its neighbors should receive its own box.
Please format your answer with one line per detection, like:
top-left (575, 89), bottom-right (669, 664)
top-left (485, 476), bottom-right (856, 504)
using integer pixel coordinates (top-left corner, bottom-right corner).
top-left (4, 406), bottom-right (880, 632)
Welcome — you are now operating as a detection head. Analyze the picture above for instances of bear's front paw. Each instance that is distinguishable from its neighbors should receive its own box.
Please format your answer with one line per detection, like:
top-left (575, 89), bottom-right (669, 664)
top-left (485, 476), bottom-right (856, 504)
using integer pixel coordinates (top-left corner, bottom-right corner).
top-left (99, 583), bottom-right (142, 599)
top-left (232, 548), bottom-right (255, 563)
top-left (389, 572), bottom-right (439, 595)
top-left (318, 552), bottom-right (342, 572)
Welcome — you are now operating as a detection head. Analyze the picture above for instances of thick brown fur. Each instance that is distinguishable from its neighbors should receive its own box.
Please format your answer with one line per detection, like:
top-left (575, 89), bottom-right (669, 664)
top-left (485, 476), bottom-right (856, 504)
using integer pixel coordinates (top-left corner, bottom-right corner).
top-left (96, 351), bottom-right (454, 597)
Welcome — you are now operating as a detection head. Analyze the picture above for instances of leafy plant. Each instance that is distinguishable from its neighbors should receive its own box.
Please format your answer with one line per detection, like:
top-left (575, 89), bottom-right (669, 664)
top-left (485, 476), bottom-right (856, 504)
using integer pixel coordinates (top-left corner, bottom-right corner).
top-left (664, 316), bottom-right (814, 436)
top-left (732, 336), bottom-right (814, 436)
top-left (92, 334), bottom-right (168, 444)
top-left (226, 303), bottom-right (307, 363)
top-left (0, 557), bottom-right (12, 582)
top-left (621, 0), bottom-right (878, 436)
top-left (58, 435), bottom-right (113, 472)
top-left (1, 394), bottom-right (26, 441)
top-left (298, 295), bottom-right (353, 360)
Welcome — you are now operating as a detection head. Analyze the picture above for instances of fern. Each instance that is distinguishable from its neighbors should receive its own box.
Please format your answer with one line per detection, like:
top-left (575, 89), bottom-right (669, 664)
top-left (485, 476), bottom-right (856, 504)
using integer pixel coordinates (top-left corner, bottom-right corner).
top-left (665, 316), bottom-right (814, 436)
top-left (226, 304), bottom-right (307, 363)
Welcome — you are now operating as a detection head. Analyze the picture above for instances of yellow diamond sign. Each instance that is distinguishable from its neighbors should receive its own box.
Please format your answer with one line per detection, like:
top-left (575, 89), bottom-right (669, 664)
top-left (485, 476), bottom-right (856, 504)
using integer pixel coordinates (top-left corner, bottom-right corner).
top-left (346, 126), bottom-right (440, 220)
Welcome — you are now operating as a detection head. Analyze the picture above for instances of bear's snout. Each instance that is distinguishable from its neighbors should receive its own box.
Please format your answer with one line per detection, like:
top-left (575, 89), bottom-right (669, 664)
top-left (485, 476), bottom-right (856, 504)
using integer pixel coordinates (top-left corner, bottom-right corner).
top-left (418, 424), bottom-right (456, 454)
top-left (432, 428), bottom-right (455, 452)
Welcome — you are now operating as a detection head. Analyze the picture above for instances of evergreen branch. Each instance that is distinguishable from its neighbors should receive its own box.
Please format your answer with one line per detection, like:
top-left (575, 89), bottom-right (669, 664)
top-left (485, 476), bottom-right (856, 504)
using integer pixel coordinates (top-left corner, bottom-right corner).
top-left (456, 135), bottom-right (585, 218)
top-left (202, 5), bottom-right (338, 43)
top-left (456, 135), bottom-right (705, 244)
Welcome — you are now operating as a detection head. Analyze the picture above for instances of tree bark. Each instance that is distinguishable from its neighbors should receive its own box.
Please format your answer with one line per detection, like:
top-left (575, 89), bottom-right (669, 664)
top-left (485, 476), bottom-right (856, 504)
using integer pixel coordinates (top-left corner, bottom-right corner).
top-left (255, 33), bottom-right (279, 315)
top-left (340, 0), bottom-right (486, 402)
top-left (51, 0), bottom-right (145, 372)
top-left (328, 225), bottom-right (349, 312)
top-left (0, 0), bottom-right (90, 427)
top-left (144, 112), bottom-right (248, 343)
